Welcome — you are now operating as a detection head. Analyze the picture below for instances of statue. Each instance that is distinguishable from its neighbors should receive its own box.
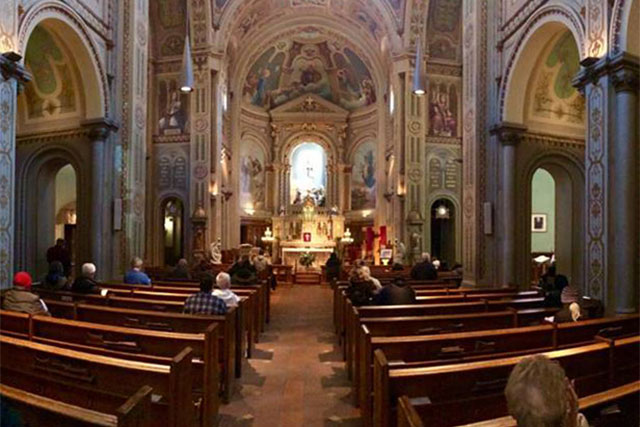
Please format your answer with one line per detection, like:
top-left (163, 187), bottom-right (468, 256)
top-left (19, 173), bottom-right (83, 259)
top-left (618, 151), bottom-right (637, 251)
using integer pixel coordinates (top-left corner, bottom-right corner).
top-left (210, 238), bottom-right (222, 265)
top-left (393, 238), bottom-right (406, 265)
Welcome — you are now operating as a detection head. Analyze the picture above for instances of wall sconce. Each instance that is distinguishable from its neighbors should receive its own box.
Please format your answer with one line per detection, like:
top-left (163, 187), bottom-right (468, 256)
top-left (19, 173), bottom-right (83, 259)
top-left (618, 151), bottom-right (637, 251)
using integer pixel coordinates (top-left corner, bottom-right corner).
top-left (244, 204), bottom-right (255, 216)
top-left (361, 210), bottom-right (372, 218)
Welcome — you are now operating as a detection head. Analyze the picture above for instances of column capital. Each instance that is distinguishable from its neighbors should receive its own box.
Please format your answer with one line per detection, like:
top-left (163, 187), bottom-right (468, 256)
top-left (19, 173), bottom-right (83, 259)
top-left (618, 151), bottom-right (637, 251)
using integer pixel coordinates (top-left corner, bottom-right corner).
top-left (0, 52), bottom-right (31, 84)
top-left (81, 118), bottom-right (118, 140)
top-left (609, 53), bottom-right (640, 93)
top-left (490, 122), bottom-right (527, 146)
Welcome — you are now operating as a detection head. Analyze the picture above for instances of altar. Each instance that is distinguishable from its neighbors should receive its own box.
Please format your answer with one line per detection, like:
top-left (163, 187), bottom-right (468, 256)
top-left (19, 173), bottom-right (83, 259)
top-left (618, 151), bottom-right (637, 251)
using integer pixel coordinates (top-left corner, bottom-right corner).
top-left (270, 195), bottom-right (345, 273)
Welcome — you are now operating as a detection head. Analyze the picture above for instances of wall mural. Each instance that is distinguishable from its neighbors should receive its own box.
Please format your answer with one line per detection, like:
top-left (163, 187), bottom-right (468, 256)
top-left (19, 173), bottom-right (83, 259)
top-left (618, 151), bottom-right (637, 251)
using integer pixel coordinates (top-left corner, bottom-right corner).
top-left (426, 0), bottom-right (462, 62)
top-left (290, 142), bottom-right (327, 206)
top-left (157, 77), bottom-right (189, 135)
top-left (428, 80), bottom-right (458, 137)
top-left (243, 30), bottom-right (376, 111)
top-left (240, 140), bottom-right (266, 211)
top-left (156, 0), bottom-right (186, 29)
top-left (351, 141), bottom-right (377, 210)
top-left (24, 27), bottom-right (77, 119)
top-left (529, 31), bottom-right (584, 126)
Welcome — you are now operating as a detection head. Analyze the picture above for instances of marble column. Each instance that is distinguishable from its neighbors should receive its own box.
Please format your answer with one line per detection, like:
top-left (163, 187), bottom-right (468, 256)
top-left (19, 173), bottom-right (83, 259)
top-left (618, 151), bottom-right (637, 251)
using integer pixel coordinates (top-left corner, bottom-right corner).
top-left (84, 120), bottom-right (116, 279)
top-left (610, 55), bottom-right (639, 314)
top-left (493, 122), bottom-right (526, 286)
top-left (0, 54), bottom-right (30, 289)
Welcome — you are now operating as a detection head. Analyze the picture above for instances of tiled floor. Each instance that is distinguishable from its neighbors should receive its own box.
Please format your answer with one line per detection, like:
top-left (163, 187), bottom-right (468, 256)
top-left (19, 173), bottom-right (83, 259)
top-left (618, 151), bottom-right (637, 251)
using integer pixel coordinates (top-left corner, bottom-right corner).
top-left (218, 284), bottom-right (361, 426)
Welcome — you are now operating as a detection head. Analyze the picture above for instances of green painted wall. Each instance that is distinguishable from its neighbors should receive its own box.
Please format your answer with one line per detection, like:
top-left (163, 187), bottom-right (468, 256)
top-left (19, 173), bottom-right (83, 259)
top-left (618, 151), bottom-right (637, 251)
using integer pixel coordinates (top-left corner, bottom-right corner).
top-left (531, 168), bottom-right (555, 252)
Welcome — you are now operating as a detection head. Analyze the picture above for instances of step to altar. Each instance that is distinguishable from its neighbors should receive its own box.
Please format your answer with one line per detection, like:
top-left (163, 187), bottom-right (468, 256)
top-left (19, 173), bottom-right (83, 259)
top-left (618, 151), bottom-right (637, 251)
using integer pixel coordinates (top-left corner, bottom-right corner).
top-left (294, 272), bottom-right (322, 285)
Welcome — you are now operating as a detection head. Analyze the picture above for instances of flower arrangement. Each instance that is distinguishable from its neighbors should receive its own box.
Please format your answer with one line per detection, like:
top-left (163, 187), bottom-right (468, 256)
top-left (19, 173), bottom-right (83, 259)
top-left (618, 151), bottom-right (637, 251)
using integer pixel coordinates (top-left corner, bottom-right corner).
top-left (299, 252), bottom-right (316, 268)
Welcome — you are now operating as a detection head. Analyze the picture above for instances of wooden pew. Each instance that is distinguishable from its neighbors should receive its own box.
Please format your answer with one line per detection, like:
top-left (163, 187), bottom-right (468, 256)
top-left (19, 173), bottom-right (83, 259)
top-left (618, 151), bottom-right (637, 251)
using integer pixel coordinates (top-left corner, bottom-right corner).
top-left (357, 316), bottom-right (639, 422)
top-left (398, 380), bottom-right (640, 427)
top-left (0, 335), bottom-right (195, 427)
top-left (0, 383), bottom-right (153, 427)
top-left (373, 335), bottom-right (640, 427)
top-left (38, 299), bottom-right (239, 403)
top-left (0, 310), bottom-right (221, 425)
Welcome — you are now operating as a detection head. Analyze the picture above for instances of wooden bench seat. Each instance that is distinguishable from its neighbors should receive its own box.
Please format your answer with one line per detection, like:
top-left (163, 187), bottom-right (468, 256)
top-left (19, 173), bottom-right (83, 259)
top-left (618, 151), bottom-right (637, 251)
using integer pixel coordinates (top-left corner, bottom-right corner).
top-left (0, 335), bottom-right (195, 427)
top-left (373, 335), bottom-right (640, 427)
top-left (38, 299), bottom-right (240, 403)
top-left (0, 383), bottom-right (153, 427)
top-left (0, 310), bottom-right (221, 425)
top-left (357, 315), bottom-right (639, 422)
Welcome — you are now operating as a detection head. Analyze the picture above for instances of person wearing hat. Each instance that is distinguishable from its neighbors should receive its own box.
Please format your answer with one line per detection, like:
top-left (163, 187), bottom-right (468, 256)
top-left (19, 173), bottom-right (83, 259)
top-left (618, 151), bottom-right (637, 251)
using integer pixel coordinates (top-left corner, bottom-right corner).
top-left (2, 272), bottom-right (50, 315)
top-left (553, 276), bottom-right (586, 323)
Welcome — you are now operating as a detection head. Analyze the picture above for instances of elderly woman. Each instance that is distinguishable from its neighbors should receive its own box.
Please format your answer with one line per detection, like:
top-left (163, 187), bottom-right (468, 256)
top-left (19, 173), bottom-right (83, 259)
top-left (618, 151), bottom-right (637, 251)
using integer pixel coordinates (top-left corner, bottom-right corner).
top-left (553, 276), bottom-right (586, 323)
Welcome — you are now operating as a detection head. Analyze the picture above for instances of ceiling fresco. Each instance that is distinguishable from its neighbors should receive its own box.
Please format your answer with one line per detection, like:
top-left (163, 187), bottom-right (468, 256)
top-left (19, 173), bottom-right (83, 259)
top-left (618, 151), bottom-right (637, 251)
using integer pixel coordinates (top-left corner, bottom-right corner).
top-left (243, 28), bottom-right (376, 111)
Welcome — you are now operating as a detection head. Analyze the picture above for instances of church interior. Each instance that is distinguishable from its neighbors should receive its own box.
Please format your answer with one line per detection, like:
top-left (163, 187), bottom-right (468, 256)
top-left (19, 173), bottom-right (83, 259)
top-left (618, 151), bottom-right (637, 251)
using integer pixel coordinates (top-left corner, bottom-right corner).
top-left (0, 0), bottom-right (639, 426)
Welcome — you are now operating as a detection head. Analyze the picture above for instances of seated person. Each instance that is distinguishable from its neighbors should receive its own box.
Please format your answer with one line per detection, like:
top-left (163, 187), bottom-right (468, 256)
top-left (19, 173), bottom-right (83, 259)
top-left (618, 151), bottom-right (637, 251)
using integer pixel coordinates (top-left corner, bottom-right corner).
top-left (228, 255), bottom-right (257, 284)
top-left (361, 266), bottom-right (383, 294)
top-left (410, 252), bottom-right (438, 280)
top-left (374, 278), bottom-right (416, 305)
top-left (253, 249), bottom-right (270, 278)
top-left (553, 279), bottom-right (586, 323)
top-left (505, 355), bottom-right (588, 427)
top-left (325, 252), bottom-right (342, 283)
top-left (2, 272), bottom-right (50, 316)
top-left (345, 267), bottom-right (376, 307)
top-left (71, 263), bottom-right (101, 294)
top-left (170, 258), bottom-right (191, 280)
top-left (183, 274), bottom-right (228, 315)
top-left (124, 257), bottom-right (151, 285)
top-left (42, 260), bottom-right (69, 290)
top-left (213, 272), bottom-right (239, 307)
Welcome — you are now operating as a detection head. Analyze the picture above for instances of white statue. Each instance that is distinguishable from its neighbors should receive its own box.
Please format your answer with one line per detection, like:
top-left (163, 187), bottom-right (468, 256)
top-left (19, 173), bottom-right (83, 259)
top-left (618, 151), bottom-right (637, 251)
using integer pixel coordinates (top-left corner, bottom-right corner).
top-left (393, 238), bottom-right (406, 264)
top-left (210, 238), bottom-right (222, 265)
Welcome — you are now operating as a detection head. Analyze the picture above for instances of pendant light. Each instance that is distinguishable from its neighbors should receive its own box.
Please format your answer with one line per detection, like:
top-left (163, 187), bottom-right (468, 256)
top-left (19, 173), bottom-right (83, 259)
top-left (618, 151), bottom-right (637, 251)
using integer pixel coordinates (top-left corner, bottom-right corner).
top-left (412, 38), bottom-right (426, 96)
top-left (180, 7), bottom-right (194, 93)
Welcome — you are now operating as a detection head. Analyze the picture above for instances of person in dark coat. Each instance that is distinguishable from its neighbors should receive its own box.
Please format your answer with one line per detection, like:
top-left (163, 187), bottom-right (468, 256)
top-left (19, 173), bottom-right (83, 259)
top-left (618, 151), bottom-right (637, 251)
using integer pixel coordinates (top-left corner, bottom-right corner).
top-left (345, 267), bottom-right (376, 307)
top-left (71, 263), bottom-right (101, 294)
top-left (228, 255), bottom-right (257, 284)
top-left (46, 238), bottom-right (71, 276)
top-left (374, 278), bottom-right (416, 305)
top-left (42, 260), bottom-right (69, 290)
top-left (410, 252), bottom-right (438, 280)
top-left (325, 252), bottom-right (341, 282)
top-left (170, 258), bottom-right (191, 280)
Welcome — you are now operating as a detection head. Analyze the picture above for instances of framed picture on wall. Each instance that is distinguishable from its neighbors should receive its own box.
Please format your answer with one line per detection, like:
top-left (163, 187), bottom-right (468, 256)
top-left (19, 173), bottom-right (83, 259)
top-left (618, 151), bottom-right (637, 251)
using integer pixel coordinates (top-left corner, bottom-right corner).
top-left (531, 214), bottom-right (547, 232)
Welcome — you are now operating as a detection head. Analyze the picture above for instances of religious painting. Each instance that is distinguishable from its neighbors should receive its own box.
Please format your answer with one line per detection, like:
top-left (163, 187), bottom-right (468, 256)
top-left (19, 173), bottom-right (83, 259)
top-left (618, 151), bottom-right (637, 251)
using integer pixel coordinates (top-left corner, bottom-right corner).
top-left (426, 0), bottom-right (462, 62)
top-left (156, 0), bottom-right (186, 29)
top-left (532, 214), bottom-right (547, 232)
top-left (428, 81), bottom-right (458, 137)
top-left (530, 31), bottom-right (584, 126)
top-left (240, 140), bottom-right (266, 211)
top-left (290, 142), bottom-right (327, 206)
top-left (24, 26), bottom-right (78, 120)
top-left (157, 77), bottom-right (189, 135)
top-left (351, 141), bottom-right (377, 211)
top-left (243, 31), bottom-right (376, 111)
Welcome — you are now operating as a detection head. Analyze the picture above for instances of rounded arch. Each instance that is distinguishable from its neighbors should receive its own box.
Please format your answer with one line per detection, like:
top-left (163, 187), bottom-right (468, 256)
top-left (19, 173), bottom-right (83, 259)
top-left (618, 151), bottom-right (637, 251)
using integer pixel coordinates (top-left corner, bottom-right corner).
top-left (240, 130), bottom-right (271, 163)
top-left (18, 3), bottom-right (108, 118)
top-left (611, 0), bottom-right (640, 55)
top-left (426, 192), bottom-right (462, 265)
top-left (279, 131), bottom-right (338, 165)
top-left (501, 6), bottom-right (586, 123)
top-left (159, 196), bottom-right (186, 267)
top-left (347, 132), bottom-right (378, 162)
top-left (15, 143), bottom-right (91, 277)
top-left (517, 149), bottom-right (585, 290)
top-left (230, 16), bottom-right (388, 110)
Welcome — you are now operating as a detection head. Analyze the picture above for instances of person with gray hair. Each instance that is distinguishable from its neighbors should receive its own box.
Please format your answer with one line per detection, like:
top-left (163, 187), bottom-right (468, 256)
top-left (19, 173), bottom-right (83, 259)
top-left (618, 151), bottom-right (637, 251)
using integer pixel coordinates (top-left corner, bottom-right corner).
top-left (505, 355), bottom-right (588, 427)
top-left (213, 272), bottom-right (239, 307)
top-left (361, 265), bottom-right (382, 294)
top-left (71, 263), bottom-right (101, 294)
top-left (124, 256), bottom-right (151, 285)
top-left (410, 252), bottom-right (438, 280)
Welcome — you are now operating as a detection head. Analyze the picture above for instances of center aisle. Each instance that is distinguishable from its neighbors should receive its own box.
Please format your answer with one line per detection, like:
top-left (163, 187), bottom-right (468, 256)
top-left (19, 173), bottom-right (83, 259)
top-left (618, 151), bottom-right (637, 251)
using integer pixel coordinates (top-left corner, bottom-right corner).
top-left (219, 284), bottom-right (361, 426)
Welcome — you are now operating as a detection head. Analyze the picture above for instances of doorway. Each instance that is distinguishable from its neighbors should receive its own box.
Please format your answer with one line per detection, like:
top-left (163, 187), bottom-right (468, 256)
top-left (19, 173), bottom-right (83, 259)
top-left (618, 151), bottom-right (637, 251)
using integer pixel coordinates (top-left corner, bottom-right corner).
top-left (430, 198), bottom-right (456, 268)
top-left (162, 198), bottom-right (184, 266)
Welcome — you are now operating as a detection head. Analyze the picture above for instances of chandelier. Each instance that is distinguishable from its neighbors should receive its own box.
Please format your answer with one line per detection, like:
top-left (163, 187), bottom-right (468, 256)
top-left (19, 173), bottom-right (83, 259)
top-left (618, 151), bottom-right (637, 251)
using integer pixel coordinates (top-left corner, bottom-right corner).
top-left (340, 228), bottom-right (354, 244)
top-left (261, 227), bottom-right (275, 243)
